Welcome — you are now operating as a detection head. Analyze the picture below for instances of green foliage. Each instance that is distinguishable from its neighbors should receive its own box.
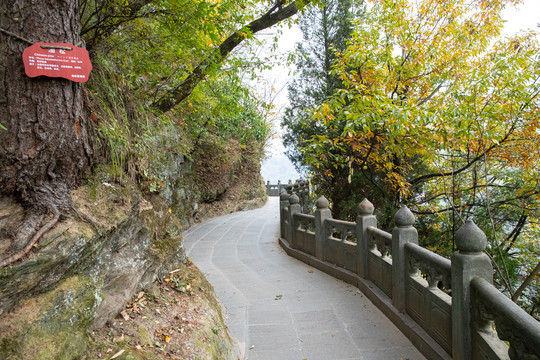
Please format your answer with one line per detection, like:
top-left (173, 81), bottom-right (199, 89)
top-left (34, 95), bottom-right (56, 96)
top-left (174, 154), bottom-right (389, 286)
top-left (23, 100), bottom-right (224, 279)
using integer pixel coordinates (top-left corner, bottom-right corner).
top-left (81, 0), bottom-right (307, 111)
top-left (290, 0), bottom-right (540, 310)
top-left (282, 0), bottom-right (364, 218)
top-left (82, 0), bottom-right (274, 201)
top-left (88, 56), bottom-right (189, 190)
top-left (176, 72), bottom-right (272, 148)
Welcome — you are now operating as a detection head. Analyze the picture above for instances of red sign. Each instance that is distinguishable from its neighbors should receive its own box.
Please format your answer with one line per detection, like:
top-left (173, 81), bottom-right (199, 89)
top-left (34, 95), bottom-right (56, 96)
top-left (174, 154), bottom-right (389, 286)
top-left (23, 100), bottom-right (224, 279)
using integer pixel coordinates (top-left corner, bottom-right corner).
top-left (22, 42), bottom-right (92, 83)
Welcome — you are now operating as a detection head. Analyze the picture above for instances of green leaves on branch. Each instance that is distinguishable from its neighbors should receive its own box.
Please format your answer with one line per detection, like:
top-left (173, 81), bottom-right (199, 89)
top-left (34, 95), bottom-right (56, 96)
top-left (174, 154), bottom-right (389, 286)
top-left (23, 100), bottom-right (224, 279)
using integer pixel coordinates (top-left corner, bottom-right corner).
top-left (305, 0), bottom-right (539, 198)
top-left (293, 0), bottom-right (540, 307)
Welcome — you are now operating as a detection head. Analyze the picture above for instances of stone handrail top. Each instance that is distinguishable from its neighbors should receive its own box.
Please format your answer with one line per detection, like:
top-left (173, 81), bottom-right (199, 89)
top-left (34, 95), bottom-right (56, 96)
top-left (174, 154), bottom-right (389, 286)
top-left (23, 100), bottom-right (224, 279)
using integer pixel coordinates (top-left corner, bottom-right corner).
top-left (405, 242), bottom-right (451, 273)
top-left (367, 225), bottom-right (392, 241)
top-left (471, 277), bottom-right (540, 349)
top-left (326, 218), bottom-right (355, 227)
top-left (295, 213), bottom-right (314, 220)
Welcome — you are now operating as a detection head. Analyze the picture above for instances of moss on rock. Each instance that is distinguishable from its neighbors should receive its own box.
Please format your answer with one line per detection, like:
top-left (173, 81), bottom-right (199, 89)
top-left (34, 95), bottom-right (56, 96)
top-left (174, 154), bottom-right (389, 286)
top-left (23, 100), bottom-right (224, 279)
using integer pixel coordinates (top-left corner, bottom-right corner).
top-left (0, 275), bottom-right (98, 359)
top-left (0, 165), bottom-right (192, 359)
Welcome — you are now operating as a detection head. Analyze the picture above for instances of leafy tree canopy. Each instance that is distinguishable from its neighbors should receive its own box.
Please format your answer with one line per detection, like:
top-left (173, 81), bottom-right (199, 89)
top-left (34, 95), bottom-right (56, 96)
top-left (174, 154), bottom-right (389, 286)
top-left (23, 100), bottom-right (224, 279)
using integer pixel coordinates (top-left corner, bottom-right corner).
top-left (292, 0), bottom-right (539, 313)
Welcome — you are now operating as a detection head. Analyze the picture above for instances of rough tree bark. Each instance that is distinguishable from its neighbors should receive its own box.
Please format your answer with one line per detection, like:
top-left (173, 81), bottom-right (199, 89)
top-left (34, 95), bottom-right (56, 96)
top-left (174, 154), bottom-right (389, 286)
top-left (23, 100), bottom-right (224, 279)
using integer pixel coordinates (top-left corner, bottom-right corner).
top-left (0, 0), bottom-right (93, 265)
top-left (151, 0), bottom-right (312, 113)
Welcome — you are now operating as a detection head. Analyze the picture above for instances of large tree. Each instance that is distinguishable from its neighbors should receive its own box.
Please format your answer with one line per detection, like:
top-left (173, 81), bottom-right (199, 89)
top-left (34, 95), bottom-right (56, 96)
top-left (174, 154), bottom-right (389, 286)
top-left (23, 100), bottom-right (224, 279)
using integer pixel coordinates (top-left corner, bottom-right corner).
top-left (298, 0), bottom-right (540, 313)
top-left (281, 0), bottom-right (362, 217)
top-left (0, 0), bottom-right (94, 264)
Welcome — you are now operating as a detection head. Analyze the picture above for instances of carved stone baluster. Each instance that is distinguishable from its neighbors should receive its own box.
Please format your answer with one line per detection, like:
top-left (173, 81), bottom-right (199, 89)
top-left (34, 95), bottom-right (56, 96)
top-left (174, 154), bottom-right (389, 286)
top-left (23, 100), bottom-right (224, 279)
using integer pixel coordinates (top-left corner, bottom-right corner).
top-left (451, 220), bottom-right (492, 360)
top-left (473, 294), bottom-right (495, 334)
top-left (288, 194), bottom-right (301, 249)
top-left (356, 199), bottom-right (376, 278)
top-left (427, 263), bottom-right (448, 289)
top-left (377, 237), bottom-right (390, 258)
top-left (392, 205), bottom-right (418, 312)
top-left (314, 196), bottom-right (331, 261)
top-left (407, 252), bottom-right (420, 277)
top-left (280, 190), bottom-right (290, 239)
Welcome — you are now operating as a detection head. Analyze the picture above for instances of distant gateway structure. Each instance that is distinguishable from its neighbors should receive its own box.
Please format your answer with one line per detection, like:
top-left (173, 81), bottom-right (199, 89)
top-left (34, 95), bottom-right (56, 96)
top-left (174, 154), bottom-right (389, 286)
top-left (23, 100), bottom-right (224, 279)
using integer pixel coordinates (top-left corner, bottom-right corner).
top-left (266, 180), bottom-right (309, 198)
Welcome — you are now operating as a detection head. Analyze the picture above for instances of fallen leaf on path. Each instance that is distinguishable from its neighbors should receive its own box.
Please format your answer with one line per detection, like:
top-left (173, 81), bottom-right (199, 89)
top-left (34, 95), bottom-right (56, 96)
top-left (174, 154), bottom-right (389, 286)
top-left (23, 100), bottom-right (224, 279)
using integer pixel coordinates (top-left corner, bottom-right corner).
top-left (120, 310), bottom-right (130, 321)
top-left (110, 349), bottom-right (125, 359)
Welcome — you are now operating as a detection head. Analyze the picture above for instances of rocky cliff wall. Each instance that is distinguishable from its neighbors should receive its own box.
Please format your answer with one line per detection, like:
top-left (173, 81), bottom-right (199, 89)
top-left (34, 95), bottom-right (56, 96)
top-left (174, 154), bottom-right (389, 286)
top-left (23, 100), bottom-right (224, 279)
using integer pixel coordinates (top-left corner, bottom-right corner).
top-left (0, 166), bottom-right (186, 356)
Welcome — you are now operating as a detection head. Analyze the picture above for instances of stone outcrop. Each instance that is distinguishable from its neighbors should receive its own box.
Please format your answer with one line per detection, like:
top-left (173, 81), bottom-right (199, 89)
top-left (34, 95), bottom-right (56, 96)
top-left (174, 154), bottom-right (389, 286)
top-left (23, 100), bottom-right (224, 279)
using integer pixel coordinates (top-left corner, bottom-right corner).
top-left (0, 166), bottom-right (186, 358)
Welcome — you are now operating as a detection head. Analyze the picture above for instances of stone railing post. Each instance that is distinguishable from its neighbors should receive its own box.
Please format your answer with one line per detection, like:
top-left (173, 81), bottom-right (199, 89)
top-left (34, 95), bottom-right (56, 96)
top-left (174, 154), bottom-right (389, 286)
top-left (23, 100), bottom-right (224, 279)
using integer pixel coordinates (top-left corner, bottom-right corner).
top-left (314, 196), bottom-right (332, 260)
top-left (293, 182), bottom-right (300, 200)
top-left (303, 181), bottom-right (309, 207)
top-left (266, 180), bottom-right (270, 195)
top-left (288, 194), bottom-right (302, 249)
top-left (299, 181), bottom-right (308, 209)
top-left (285, 184), bottom-right (293, 195)
top-left (392, 206), bottom-right (418, 312)
top-left (277, 180), bottom-right (282, 194)
top-left (451, 220), bottom-right (492, 360)
top-left (280, 190), bottom-right (290, 239)
top-left (356, 199), bottom-right (377, 278)
top-left (297, 181), bottom-right (304, 207)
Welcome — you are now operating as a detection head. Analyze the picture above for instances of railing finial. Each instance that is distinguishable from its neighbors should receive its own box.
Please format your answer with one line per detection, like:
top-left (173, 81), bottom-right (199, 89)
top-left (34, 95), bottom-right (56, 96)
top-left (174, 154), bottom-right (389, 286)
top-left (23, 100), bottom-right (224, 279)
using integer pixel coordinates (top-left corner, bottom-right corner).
top-left (315, 196), bottom-right (329, 209)
top-left (455, 220), bottom-right (487, 253)
top-left (395, 205), bottom-right (415, 227)
top-left (358, 198), bottom-right (374, 215)
top-left (289, 193), bottom-right (300, 205)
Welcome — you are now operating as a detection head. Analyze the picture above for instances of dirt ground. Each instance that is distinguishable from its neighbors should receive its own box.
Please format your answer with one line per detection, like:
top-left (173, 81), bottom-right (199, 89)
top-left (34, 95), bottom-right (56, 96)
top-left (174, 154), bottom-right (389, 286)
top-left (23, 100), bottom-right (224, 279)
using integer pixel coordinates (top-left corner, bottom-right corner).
top-left (88, 261), bottom-right (240, 360)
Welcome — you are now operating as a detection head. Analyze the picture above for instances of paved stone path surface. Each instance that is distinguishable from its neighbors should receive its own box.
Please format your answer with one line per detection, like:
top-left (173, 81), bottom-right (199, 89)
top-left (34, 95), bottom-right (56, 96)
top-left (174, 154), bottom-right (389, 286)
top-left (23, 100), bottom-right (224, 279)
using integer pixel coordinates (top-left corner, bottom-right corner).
top-left (184, 197), bottom-right (426, 360)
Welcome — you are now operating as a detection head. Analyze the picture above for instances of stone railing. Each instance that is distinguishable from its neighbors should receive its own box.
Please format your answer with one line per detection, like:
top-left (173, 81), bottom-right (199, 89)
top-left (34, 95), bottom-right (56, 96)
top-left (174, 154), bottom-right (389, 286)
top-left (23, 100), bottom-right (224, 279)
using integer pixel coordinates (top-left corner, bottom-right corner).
top-left (267, 179), bottom-right (310, 201)
top-left (265, 180), bottom-right (285, 197)
top-left (278, 192), bottom-right (540, 360)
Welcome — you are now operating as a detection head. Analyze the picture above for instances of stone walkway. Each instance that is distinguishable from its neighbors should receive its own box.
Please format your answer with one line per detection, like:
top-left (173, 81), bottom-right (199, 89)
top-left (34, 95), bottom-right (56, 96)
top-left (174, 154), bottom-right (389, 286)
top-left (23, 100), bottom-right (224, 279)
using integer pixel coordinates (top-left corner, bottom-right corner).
top-left (183, 197), bottom-right (426, 360)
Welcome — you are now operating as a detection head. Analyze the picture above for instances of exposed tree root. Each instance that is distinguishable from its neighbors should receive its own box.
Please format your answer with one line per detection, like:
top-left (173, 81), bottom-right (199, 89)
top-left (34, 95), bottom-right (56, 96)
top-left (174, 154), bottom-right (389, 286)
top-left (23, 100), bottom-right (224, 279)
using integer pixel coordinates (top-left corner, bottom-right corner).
top-left (71, 205), bottom-right (102, 230)
top-left (0, 204), bottom-right (60, 268)
top-left (8, 208), bottom-right (44, 250)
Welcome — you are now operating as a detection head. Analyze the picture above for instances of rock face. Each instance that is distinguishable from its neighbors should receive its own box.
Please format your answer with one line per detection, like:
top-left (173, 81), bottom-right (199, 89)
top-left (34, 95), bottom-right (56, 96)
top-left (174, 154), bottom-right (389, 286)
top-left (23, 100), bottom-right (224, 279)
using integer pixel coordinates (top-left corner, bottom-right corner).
top-left (195, 136), bottom-right (243, 203)
top-left (0, 127), bottom-right (268, 358)
top-left (0, 166), bottom-right (186, 358)
top-left (147, 131), bottom-right (199, 230)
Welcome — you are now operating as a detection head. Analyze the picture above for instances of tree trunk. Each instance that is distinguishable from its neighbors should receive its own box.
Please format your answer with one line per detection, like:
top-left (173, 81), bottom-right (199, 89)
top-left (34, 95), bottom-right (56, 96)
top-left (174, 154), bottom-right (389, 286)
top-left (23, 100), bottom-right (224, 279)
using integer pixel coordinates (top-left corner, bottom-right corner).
top-left (0, 0), bottom-right (93, 260)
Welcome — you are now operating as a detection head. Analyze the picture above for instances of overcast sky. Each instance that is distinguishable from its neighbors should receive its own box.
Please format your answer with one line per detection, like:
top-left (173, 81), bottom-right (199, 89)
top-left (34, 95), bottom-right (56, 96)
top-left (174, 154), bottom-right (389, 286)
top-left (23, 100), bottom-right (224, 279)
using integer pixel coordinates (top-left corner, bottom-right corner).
top-left (502, 0), bottom-right (540, 35)
top-left (260, 1), bottom-right (540, 184)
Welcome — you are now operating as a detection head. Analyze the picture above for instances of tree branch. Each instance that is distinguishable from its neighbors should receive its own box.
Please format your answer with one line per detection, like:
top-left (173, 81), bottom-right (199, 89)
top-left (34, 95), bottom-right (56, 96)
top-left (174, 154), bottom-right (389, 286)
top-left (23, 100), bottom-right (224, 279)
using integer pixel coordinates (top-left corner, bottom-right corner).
top-left (504, 212), bottom-right (527, 253)
top-left (151, 0), bottom-right (311, 113)
top-left (512, 262), bottom-right (540, 302)
top-left (81, 0), bottom-right (155, 51)
top-left (409, 123), bottom-right (517, 185)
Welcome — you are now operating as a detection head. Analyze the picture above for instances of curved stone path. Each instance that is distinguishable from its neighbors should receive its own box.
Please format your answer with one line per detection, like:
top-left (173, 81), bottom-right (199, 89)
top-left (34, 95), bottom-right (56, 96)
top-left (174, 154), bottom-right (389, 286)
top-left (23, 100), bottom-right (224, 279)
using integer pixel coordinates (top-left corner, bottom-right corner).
top-left (183, 197), bottom-right (426, 360)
